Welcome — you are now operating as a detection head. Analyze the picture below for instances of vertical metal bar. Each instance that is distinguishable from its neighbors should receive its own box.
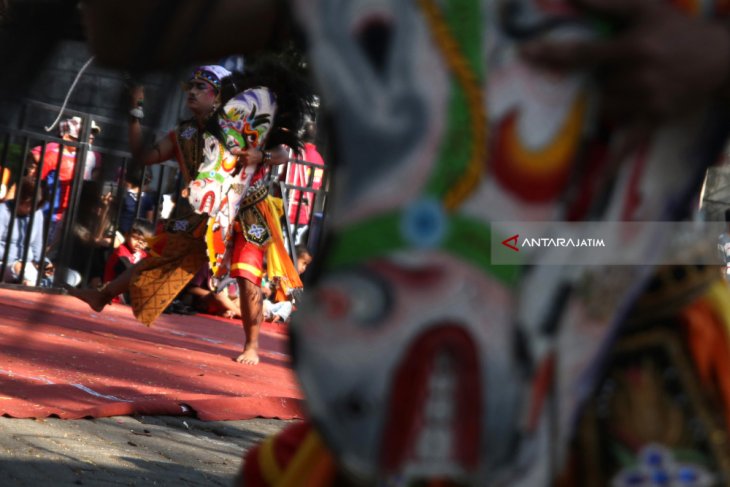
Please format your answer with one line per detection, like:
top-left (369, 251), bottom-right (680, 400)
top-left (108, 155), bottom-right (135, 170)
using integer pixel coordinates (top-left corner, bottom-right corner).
top-left (81, 239), bottom-right (95, 286)
top-left (265, 157), bottom-right (277, 195)
top-left (54, 116), bottom-right (92, 287)
top-left (47, 141), bottom-right (64, 225)
top-left (2, 134), bottom-right (32, 284)
top-left (302, 158), bottom-right (318, 236)
top-left (133, 175), bottom-right (143, 221)
top-left (290, 159), bottom-right (310, 247)
top-left (0, 132), bottom-right (9, 200)
top-left (0, 132), bottom-right (7, 281)
top-left (27, 138), bottom-right (47, 286)
top-left (13, 136), bottom-right (33, 285)
top-left (305, 162), bottom-right (318, 228)
top-left (0, 133), bottom-right (15, 282)
top-left (17, 137), bottom-right (32, 187)
top-left (35, 137), bottom-right (62, 287)
top-left (153, 165), bottom-right (166, 228)
top-left (318, 163), bottom-right (330, 217)
top-left (19, 139), bottom-right (46, 287)
top-left (4, 172), bottom-right (21, 284)
top-left (279, 181), bottom-right (297, 261)
top-left (311, 164), bottom-right (330, 254)
top-left (113, 158), bottom-right (129, 235)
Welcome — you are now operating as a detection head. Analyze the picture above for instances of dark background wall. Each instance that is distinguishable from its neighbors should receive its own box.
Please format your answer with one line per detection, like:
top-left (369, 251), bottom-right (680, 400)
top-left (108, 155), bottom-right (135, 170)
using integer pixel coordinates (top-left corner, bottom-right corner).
top-left (1, 40), bottom-right (187, 151)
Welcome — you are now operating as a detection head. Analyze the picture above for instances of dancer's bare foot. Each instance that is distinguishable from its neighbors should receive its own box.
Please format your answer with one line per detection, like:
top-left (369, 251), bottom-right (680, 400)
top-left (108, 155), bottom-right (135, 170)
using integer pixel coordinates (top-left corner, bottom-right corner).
top-left (66, 287), bottom-right (109, 313)
top-left (235, 347), bottom-right (259, 365)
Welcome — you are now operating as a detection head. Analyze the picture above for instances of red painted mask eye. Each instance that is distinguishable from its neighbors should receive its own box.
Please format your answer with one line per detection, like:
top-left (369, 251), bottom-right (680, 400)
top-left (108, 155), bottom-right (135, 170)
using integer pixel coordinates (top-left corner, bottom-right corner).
top-left (318, 288), bottom-right (351, 321)
top-left (317, 271), bottom-right (392, 326)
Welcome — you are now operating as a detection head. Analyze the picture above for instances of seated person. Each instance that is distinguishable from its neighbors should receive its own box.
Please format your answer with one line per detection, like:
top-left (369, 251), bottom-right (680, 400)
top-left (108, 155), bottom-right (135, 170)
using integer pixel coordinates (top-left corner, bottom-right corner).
top-left (262, 276), bottom-right (293, 323)
top-left (0, 167), bottom-right (13, 202)
top-left (183, 264), bottom-right (242, 319)
top-left (0, 177), bottom-right (80, 287)
top-left (68, 183), bottom-right (120, 289)
top-left (262, 247), bottom-right (312, 323)
top-left (117, 170), bottom-right (156, 235)
top-left (28, 117), bottom-right (101, 244)
top-left (103, 219), bottom-right (153, 302)
top-left (0, 178), bottom-right (44, 285)
top-left (295, 245), bottom-right (312, 275)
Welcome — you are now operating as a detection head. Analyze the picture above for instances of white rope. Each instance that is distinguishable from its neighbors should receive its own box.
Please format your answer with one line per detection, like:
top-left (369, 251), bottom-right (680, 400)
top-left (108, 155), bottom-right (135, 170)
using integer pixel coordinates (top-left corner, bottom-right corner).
top-left (44, 55), bottom-right (95, 132)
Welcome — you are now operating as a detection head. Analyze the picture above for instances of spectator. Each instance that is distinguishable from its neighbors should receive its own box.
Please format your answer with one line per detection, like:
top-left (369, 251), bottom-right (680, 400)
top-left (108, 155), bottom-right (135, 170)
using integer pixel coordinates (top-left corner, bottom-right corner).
top-left (28, 117), bottom-right (101, 241)
top-left (117, 169), bottom-right (155, 234)
top-left (83, 128), bottom-right (103, 181)
top-left (0, 178), bottom-right (44, 285)
top-left (284, 120), bottom-right (325, 245)
top-left (263, 245), bottom-right (312, 322)
top-left (104, 219), bottom-right (153, 302)
top-left (0, 167), bottom-right (13, 202)
top-left (261, 276), bottom-right (292, 323)
top-left (183, 265), bottom-right (241, 319)
top-left (295, 244), bottom-right (313, 275)
top-left (66, 182), bottom-right (120, 288)
top-left (0, 178), bottom-right (80, 287)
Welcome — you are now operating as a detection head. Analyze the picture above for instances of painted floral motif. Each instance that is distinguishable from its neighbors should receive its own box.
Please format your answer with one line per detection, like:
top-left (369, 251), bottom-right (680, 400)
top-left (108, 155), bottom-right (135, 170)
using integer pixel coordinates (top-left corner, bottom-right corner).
top-left (612, 444), bottom-right (715, 487)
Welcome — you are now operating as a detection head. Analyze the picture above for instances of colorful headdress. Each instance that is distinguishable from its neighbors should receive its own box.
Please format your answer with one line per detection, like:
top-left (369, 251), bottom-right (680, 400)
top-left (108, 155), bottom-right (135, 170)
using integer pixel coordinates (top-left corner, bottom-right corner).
top-left (189, 65), bottom-right (232, 92)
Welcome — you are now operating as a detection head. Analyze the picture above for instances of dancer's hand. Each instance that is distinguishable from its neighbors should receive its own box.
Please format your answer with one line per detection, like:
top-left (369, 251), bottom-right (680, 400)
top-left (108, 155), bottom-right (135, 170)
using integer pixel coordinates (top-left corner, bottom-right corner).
top-left (100, 192), bottom-right (114, 207)
top-left (230, 147), bottom-right (264, 175)
top-left (521, 0), bottom-right (730, 122)
top-left (268, 145), bottom-right (290, 166)
top-left (129, 85), bottom-right (144, 109)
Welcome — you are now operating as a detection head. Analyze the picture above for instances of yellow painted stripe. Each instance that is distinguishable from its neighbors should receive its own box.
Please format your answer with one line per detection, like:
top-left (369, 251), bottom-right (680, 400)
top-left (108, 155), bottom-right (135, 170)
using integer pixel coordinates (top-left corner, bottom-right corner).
top-left (232, 262), bottom-right (264, 277)
top-left (705, 280), bottom-right (730, 342)
top-left (278, 432), bottom-right (328, 487)
top-left (258, 435), bottom-right (283, 486)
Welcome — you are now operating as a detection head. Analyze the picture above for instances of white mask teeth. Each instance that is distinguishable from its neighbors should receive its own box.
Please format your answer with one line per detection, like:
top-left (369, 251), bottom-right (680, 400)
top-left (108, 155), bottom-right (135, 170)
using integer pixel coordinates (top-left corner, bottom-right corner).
top-left (402, 352), bottom-right (464, 480)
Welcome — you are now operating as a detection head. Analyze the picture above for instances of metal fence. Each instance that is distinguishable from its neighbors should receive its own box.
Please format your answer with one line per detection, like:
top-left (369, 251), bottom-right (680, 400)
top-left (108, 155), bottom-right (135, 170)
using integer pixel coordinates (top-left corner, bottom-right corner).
top-left (0, 106), bottom-right (329, 291)
top-left (278, 154), bottom-right (329, 258)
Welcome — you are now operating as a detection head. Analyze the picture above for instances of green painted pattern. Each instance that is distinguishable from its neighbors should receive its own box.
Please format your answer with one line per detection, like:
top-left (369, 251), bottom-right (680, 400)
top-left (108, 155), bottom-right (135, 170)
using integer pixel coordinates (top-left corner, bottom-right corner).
top-left (325, 213), bottom-right (406, 269)
top-left (445, 215), bottom-right (521, 287)
top-left (196, 171), bottom-right (226, 184)
top-left (321, 2), bottom-right (512, 287)
top-left (423, 0), bottom-right (484, 200)
top-left (325, 211), bottom-right (520, 287)
top-left (447, 0), bottom-right (485, 80)
top-left (424, 89), bottom-right (472, 198)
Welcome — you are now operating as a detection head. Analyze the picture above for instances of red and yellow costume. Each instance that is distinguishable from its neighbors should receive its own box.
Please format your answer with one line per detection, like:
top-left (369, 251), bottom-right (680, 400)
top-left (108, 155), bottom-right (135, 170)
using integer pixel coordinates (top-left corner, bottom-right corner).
top-left (231, 174), bottom-right (302, 296)
top-left (239, 421), bottom-right (336, 487)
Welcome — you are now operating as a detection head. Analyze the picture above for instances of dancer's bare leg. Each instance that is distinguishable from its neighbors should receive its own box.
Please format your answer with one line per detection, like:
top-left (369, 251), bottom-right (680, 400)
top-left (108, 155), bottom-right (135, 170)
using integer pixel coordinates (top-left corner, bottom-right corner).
top-left (236, 277), bottom-right (263, 365)
top-left (66, 265), bottom-right (136, 312)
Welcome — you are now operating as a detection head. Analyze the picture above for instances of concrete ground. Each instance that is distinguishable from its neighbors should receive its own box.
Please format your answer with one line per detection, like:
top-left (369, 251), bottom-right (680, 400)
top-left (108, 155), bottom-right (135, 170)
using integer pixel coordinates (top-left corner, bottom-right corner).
top-left (0, 415), bottom-right (288, 486)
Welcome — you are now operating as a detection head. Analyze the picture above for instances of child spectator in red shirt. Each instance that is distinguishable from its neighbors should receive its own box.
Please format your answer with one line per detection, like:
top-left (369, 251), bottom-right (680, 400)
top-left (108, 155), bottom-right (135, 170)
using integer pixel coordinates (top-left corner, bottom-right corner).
top-left (104, 220), bottom-right (153, 303)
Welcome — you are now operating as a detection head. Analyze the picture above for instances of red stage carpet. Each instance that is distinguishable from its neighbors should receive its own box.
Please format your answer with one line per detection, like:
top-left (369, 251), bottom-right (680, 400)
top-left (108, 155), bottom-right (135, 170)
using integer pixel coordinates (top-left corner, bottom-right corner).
top-left (0, 288), bottom-right (304, 421)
